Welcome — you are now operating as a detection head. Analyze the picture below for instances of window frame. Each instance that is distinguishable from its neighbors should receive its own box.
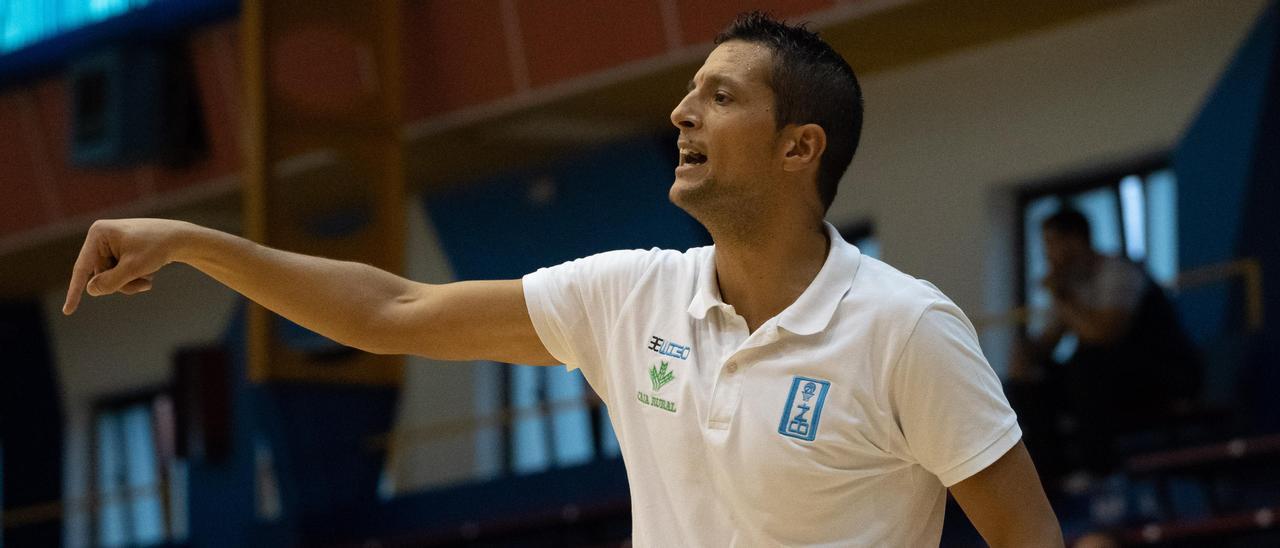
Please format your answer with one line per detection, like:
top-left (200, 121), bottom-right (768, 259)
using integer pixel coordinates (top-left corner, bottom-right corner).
top-left (500, 363), bottom-right (614, 477)
top-left (1014, 155), bottom-right (1172, 324)
top-left (88, 385), bottom-right (178, 547)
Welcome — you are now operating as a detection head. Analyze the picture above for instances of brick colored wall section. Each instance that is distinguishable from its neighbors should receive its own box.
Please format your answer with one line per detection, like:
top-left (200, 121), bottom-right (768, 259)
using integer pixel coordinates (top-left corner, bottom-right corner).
top-left (155, 23), bottom-right (243, 194)
top-left (32, 78), bottom-right (143, 217)
top-left (0, 22), bottom-right (242, 240)
top-left (403, 0), bottom-right (517, 119)
top-left (516, 0), bottom-right (669, 87)
top-left (0, 0), bottom-right (838, 241)
top-left (0, 93), bottom-right (52, 234)
top-left (676, 0), bottom-right (836, 44)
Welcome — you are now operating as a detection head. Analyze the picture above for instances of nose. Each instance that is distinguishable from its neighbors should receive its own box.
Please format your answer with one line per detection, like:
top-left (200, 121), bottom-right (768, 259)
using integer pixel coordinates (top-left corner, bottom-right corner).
top-left (670, 92), bottom-right (700, 130)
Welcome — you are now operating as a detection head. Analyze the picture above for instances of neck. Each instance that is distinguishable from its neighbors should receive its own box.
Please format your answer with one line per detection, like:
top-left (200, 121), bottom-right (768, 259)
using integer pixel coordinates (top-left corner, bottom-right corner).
top-left (708, 214), bottom-right (830, 333)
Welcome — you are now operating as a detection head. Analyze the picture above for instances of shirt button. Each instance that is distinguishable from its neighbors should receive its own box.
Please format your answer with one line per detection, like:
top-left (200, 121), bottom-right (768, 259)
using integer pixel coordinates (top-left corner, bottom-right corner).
top-left (726, 362), bottom-right (738, 374)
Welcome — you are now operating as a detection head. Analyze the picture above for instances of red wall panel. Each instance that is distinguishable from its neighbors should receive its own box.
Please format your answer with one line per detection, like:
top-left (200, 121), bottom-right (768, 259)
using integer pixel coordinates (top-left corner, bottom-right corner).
top-left (0, 94), bottom-right (53, 234)
top-left (154, 22), bottom-right (242, 194)
top-left (33, 80), bottom-right (142, 217)
top-left (271, 25), bottom-right (370, 116)
top-left (676, 0), bottom-right (835, 45)
top-left (0, 2), bottom-right (856, 242)
top-left (403, 0), bottom-right (517, 119)
top-left (517, 0), bottom-right (668, 88)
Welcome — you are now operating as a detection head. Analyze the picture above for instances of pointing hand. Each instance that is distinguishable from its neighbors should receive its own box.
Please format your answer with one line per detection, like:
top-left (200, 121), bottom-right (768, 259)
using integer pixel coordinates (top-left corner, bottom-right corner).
top-left (63, 219), bottom-right (186, 315)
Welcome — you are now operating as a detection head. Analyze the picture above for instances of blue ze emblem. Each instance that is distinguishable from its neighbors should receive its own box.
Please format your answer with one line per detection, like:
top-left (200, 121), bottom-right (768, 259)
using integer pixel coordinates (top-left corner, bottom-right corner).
top-left (778, 376), bottom-right (831, 441)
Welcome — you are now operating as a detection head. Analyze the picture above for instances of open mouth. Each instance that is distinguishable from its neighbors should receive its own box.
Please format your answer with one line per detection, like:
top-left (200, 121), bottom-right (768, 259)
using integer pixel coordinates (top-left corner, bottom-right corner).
top-left (680, 150), bottom-right (707, 166)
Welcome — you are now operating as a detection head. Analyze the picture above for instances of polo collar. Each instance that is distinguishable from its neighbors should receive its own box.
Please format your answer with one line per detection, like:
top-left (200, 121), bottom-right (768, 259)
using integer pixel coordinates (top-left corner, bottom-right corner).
top-left (686, 222), bottom-right (862, 335)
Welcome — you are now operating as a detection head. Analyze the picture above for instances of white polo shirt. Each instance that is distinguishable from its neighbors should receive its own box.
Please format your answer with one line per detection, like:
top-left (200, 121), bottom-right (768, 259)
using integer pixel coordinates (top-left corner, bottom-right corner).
top-left (522, 222), bottom-right (1020, 547)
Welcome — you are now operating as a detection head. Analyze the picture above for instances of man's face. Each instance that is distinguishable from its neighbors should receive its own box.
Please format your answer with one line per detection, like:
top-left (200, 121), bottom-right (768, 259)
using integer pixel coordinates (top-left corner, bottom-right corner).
top-left (668, 41), bottom-right (782, 217)
top-left (1042, 228), bottom-right (1089, 272)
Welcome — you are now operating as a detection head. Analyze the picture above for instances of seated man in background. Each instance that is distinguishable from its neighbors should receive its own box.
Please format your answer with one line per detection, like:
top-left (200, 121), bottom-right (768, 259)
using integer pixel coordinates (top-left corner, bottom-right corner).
top-left (1010, 207), bottom-right (1201, 483)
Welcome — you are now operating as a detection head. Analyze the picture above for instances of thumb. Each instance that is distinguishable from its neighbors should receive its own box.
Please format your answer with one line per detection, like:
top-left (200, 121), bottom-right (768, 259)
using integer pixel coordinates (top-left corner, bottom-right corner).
top-left (87, 264), bottom-right (135, 296)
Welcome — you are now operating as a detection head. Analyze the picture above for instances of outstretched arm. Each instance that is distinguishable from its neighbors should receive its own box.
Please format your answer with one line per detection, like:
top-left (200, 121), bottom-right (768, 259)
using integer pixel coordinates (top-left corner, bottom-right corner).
top-left (64, 218), bottom-right (557, 365)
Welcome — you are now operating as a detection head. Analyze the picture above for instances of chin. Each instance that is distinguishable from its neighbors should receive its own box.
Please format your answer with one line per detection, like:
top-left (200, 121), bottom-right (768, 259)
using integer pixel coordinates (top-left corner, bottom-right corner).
top-left (670, 176), bottom-right (729, 228)
top-left (668, 176), bottom-right (705, 209)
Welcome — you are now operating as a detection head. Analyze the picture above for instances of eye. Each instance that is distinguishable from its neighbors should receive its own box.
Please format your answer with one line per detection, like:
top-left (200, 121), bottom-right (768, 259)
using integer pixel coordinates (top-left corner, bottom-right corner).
top-left (713, 91), bottom-right (731, 104)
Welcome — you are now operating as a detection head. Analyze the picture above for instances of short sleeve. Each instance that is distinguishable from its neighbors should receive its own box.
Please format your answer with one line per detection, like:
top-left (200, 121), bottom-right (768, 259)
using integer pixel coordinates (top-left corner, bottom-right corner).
top-left (522, 249), bottom-right (659, 403)
top-left (888, 300), bottom-right (1022, 487)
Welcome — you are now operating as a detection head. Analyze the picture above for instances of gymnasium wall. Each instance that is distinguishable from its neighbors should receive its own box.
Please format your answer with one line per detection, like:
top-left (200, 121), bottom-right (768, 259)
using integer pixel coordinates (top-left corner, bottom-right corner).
top-left (16, 0), bottom-right (1274, 543)
top-left (39, 264), bottom-right (239, 546)
top-left (385, 0), bottom-right (1271, 506)
top-left (826, 0), bottom-right (1268, 372)
top-left (0, 302), bottom-right (62, 546)
top-left (1175, 4), bottom-right (1276, 343)
top-left (1174, 2), bottom-right (1280, 429)
top-left (382, 202), bottom-right (490, 494)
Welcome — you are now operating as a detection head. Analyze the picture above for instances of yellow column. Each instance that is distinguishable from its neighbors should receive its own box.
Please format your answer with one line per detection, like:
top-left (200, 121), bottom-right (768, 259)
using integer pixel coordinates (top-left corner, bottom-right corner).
top-left (241, 0), bottom-right (405, 385)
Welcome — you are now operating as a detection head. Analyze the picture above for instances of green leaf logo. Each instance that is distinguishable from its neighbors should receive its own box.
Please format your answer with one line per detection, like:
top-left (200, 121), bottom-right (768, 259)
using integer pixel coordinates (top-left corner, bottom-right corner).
top-left (649, 361), bottom-right (675, 392)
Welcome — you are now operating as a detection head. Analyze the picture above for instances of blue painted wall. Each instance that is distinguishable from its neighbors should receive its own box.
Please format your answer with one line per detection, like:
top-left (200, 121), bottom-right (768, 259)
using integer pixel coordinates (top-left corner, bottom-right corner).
top-left (1174, 2), bottom-right (1276, 343)
top-left (185, 134), bottom-right (701, 546)
top-left (425, 135), bottom-right (710, 280)
top-left (302, 135), bottom-right (705, 544)
top-left (1173, 2), bottom-right (1280, 431)
top-left (185, 304), bottom-right (396, 547)
top-left (185, 305), bottom-right (263, 547)
top-left (1233, 3), bottom-right (1280, 431)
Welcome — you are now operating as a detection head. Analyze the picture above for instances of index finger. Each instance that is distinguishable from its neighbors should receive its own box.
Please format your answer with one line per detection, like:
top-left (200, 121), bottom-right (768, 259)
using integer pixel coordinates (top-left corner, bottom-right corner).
top-left (63, 231), bottom-right (101, 315)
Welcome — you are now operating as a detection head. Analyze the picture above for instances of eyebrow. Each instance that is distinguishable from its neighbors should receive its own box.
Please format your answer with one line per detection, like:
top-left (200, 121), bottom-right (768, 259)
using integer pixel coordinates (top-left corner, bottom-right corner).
top-left (686, 74), bottom-right (740, 93)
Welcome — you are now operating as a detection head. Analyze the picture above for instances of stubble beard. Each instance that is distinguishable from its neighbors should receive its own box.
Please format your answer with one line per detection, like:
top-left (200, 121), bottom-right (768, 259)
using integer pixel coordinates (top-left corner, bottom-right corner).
top-left (670, 175), bottom-right (759, 244)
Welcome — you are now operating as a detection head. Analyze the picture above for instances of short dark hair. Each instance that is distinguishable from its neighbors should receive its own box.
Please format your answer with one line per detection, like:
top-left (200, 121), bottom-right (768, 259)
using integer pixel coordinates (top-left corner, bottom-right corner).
top-left (715, 11), bottom-right (863, 212)
top-left (1042, 207), bottom-right (1091, 243)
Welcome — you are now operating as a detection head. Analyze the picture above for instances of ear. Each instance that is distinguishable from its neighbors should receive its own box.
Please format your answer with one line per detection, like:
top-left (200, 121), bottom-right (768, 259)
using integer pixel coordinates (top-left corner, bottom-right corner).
top-left (780, 123), bottom-right (827, 173)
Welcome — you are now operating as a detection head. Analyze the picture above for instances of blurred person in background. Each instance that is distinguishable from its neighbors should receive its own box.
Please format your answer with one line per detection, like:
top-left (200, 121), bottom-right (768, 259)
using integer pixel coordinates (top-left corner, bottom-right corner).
top-left (60, 12), bottom-right (1062, 548)
top-left (1010, 207), bottom-right (1201, 486)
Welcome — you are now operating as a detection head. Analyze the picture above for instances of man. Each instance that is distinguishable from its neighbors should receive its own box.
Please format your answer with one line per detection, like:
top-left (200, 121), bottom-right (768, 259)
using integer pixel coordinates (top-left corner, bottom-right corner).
top-left (1037, 208), bottom-right (1149, 352)
top-left (63, 12), bottom-right (1061, 547)
top-left (1016, 207), bottom-right (1200, 477)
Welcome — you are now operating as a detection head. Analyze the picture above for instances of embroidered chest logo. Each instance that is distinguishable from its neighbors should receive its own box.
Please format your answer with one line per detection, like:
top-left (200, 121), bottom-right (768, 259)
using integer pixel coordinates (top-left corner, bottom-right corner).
top-left (636, 360), bottom-right (678, 413)
top-left (778, 376), bottom-right (831, 442)
top-left (647, 335), bottom-right (691, 360)
top-left (649, 361), bottom-right (675, 391)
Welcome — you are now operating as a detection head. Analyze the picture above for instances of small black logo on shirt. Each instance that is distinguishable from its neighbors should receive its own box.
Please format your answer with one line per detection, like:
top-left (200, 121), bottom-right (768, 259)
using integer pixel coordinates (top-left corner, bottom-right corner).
top-left (647, 335), bottom-right (690, 360)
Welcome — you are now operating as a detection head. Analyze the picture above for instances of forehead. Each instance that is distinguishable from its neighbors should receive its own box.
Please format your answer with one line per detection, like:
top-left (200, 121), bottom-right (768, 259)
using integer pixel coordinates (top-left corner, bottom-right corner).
top-left (692, 40), bottom-right (774, 89)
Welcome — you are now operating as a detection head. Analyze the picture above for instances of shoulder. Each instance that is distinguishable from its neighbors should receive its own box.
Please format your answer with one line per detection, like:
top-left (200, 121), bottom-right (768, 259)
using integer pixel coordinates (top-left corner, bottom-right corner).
top-left (534, 246), bottom-right (701, 279)
top-left (844, 255), bottom-right (951, 324)
top-left (524, 245), bottom-right (709, 308)
top-left (837, 256), bottom-right (978, 380)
